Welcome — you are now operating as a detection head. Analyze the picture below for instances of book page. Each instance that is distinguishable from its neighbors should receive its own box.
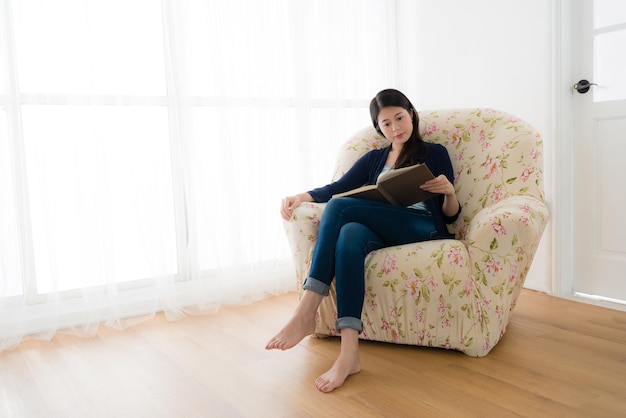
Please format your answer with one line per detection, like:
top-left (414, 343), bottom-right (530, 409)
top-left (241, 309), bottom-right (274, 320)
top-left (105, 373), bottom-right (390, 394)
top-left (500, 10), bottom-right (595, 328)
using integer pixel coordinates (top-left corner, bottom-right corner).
top-left (332, 184), bottom-right (389, 202)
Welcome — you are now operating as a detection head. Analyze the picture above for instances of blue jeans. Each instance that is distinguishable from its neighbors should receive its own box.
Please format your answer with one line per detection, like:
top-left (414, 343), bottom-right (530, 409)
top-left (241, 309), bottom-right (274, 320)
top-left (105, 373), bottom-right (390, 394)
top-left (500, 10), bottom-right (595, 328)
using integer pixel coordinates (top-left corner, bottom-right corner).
top-left (302, 197), bottom-right (437, 333)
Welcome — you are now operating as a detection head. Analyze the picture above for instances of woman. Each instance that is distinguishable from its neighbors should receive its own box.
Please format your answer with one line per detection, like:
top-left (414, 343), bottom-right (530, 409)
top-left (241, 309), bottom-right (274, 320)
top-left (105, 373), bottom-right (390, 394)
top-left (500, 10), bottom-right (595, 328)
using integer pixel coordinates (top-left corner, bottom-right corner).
top-left (266, 89), bottom-right (461, 392)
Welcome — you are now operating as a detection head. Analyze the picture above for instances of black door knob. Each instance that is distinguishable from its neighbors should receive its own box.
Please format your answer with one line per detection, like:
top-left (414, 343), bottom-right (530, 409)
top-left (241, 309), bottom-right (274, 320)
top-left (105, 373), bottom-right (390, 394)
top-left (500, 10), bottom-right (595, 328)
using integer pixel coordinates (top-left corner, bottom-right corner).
top-left (574, 79), bottom-right (598, 94)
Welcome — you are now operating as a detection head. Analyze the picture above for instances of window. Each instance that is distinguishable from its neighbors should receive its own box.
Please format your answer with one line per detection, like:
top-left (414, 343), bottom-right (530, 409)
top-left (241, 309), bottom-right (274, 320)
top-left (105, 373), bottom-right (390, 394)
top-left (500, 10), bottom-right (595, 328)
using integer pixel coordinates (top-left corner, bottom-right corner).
top-left (0, 0), bottom-right (398, 332)
top-left (593, 0), bottom-right (626, 101)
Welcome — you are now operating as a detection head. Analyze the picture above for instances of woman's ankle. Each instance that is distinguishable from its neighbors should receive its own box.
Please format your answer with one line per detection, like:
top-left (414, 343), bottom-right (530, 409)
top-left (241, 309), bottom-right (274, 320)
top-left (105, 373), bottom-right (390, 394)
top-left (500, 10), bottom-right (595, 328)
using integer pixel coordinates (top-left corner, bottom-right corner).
top-left (295, 289), bottom-right (324, 314)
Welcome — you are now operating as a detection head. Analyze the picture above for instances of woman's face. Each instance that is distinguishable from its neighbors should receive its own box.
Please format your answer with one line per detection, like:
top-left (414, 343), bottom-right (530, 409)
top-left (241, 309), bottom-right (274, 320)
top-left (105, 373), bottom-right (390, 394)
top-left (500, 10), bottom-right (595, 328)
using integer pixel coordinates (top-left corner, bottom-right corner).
top-left (377, 106), bottom-right (413, 146)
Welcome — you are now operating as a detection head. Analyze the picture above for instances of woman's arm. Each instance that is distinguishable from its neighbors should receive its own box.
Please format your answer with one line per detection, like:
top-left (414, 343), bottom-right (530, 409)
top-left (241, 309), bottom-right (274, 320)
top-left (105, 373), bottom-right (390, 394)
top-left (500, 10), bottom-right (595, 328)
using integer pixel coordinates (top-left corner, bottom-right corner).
top-left (306, 150), bottom-right (380, 203)
top-left (280, 148), bottom-right (388, 220)
top-left (422, 143), bottom-right (461, 219)
top-left (281, 149), bottom-right (384, 220)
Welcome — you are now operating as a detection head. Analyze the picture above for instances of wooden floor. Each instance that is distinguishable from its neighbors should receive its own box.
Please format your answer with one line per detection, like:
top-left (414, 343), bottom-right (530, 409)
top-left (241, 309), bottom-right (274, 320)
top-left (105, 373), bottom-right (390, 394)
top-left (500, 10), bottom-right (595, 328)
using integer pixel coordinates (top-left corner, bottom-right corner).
top-left (1, 289), bottom-right (625, 418)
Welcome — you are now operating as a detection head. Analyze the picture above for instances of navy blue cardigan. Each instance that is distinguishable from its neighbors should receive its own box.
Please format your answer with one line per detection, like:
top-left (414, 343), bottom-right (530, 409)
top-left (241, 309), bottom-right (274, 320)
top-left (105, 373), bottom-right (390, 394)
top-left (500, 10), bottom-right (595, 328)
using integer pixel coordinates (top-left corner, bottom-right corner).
top-left (307, 143), bottom-right (460, 239)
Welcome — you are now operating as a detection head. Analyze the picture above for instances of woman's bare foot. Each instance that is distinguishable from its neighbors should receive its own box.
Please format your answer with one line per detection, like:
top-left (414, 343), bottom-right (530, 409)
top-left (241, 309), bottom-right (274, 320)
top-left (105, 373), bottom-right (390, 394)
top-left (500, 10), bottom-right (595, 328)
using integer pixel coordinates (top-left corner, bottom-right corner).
top-left (265, 313), bottom-right (316, 350)
top-left (315, 328), bottom-right (361, 393)
top-left (265, 290), bottom-right (323, 350)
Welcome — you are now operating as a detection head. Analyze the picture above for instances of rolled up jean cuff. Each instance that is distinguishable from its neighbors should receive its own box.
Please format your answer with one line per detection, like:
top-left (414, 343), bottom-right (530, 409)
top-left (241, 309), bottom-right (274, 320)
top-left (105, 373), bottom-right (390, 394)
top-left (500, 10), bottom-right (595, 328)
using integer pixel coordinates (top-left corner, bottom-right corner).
top-left (302, 277), bottom-right (330, 296)
top-left (336, 316), bottom-right (363, 333)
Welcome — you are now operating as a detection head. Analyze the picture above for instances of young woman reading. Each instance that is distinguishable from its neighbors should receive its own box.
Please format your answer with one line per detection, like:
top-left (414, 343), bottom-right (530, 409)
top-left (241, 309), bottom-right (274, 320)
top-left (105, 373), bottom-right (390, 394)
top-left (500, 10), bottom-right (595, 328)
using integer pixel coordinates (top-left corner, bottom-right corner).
top-left (266, 89), bottom-right (461, 393)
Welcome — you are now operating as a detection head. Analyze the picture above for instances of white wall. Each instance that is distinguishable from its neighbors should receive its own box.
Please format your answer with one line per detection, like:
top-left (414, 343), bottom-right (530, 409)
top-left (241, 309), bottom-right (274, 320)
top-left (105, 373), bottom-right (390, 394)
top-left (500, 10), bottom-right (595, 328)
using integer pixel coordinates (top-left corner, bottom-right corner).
top-left (396, 0), bottom-right (556, 292)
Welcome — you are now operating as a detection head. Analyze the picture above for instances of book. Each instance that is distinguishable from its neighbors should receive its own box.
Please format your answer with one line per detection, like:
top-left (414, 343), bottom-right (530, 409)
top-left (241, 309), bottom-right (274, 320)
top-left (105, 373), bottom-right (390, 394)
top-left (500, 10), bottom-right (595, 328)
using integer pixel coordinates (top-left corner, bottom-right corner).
top-left (332, 163), bottom-right (437, 206)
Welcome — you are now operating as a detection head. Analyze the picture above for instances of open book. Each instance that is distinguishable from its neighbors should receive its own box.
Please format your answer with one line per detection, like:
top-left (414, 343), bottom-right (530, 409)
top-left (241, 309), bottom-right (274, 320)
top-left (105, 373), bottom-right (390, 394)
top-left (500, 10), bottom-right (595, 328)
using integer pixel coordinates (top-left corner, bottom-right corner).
top-left (332, 163), bottom-right (437, 206)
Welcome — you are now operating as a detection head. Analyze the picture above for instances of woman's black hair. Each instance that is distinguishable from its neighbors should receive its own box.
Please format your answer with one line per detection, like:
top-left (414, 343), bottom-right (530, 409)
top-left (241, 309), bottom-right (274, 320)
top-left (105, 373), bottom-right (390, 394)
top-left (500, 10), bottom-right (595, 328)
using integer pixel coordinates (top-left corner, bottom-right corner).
top-left (369, 89), bottom-right (428, 168)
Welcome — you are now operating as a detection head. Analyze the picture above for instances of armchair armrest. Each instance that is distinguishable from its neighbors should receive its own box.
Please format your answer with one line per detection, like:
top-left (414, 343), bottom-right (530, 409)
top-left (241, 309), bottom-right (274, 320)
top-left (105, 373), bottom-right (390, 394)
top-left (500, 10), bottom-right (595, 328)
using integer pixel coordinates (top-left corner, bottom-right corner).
top-left (465, 195), bottom-right (549, 293)
top-left (282, 202), bottom-right (327, 289)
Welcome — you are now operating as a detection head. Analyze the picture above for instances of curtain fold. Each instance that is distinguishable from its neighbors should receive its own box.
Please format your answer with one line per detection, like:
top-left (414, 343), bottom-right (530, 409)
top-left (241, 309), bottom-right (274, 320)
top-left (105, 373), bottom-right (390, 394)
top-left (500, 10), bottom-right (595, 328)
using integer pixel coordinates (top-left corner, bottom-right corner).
top-left (0, 0), bottom-right (398, 352)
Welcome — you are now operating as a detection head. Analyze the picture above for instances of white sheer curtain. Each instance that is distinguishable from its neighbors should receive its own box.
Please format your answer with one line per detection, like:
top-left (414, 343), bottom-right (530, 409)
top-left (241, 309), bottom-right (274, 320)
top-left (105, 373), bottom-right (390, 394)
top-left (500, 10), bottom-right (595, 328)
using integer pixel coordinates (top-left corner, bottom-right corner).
top-left (0, 0), bottom-right (398, 351)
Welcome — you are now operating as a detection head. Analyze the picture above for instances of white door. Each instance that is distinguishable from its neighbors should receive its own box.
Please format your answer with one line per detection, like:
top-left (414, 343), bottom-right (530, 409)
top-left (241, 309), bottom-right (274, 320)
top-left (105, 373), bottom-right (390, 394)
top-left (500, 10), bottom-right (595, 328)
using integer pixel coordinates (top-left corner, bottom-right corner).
top-left (571, 0), bottom-right (626, 302)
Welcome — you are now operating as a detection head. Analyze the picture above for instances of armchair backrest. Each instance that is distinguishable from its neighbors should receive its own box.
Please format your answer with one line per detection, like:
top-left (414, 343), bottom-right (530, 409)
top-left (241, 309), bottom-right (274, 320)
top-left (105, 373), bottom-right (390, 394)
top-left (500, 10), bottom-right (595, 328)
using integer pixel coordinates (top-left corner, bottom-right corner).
top-left (331, 108), bottom-right (545, 239)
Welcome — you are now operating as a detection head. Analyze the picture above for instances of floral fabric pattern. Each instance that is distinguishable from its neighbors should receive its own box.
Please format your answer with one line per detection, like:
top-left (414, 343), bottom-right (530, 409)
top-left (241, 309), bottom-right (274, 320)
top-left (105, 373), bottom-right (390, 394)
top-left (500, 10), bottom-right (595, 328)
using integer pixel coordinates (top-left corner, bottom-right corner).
top-left (284, 108), bottom-right (549, 356)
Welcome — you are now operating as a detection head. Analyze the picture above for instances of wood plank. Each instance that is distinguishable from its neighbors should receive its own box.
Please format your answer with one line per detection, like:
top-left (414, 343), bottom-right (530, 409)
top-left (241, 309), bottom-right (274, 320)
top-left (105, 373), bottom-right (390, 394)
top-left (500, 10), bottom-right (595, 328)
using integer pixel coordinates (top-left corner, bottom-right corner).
top-left (0, 289), bottom-right (625, 417)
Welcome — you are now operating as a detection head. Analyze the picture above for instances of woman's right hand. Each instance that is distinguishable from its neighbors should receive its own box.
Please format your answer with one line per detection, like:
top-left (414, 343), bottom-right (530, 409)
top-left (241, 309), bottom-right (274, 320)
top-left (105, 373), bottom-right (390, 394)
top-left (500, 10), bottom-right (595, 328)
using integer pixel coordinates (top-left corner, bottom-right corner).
top-left (280, 193), bottom-right (312, 220)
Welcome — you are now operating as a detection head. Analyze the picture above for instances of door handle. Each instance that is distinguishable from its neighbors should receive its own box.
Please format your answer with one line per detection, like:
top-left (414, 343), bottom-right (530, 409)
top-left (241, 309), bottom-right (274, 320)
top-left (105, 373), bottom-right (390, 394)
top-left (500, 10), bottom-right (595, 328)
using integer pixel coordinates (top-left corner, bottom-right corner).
top-left (573, 79), bottom-right (598, 94)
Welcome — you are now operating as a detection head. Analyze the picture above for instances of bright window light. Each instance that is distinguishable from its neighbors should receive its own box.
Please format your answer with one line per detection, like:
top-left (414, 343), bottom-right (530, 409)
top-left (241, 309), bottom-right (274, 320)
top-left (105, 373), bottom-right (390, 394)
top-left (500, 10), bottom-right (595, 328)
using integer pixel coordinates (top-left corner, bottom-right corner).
top-left (13, 0), bottom-right (166, 95)
top-left (21, 105), bottom-right (178, 292)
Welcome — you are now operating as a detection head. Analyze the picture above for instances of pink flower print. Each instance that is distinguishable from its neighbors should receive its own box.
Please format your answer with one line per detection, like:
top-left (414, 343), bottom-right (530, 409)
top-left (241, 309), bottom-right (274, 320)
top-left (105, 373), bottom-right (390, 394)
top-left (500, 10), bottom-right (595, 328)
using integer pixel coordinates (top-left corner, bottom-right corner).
top-left (519, 215), bottom-right (530, 226)
top-left (468, 122), bottom-right (478, 132)
top-left (521, 167), bottom-right (532, 182)
top-left (495, 305), bottom-right (503, 323)
top-left (520, 203), bottom-right (531, 213)
top-left (391, 325), bottom-right (401, 343)
top-left (483, 338), bottom-right (491, 352)
top-left (491, 218), bottom-right (507, 236)
top-left (381, 320), bottom-right (390, 331)
top-left (454, 168), bottom-right (462, 183)
top-left (370, 137), bottom-right (387, 149)
top-left (479, 132), bottom-right (491, 151)
top-left (441, 318), bottom-right (451, 328)
top-left (463, 279), bottom-right (473, 296)
top-left (389, 307), bottom-right (398, 318)
top-left (485, 258), bottom-right (502, 276)
top-left (368, 298), bottom-right (378, 310)
top-left (530, 148), bottom-right (539, 160)
top-left (310, 215), bottom-right (320, 226)
top-left (406, 278), bottom-right (419, 298)
top-left (415, 310), bottom-right (424, 323)
top-left (437, 294), bottom-right (447, 315)
top-left (427, 278), bottom-right (437, 291)
top-left (423, 122), bottom-right (439, 136)
top-left (509, 262), bottom-right (518, 283)
top-left (449, 128), bottom-right (463, 147)
top-left (508, 116), bottom-right (521, 124)
top-left (490, 187), bottom-right (504, 203)
top-left (447, 247), bottom-right (464, 267)
top-left (382, 254), bottom-right (398, 274)
top-left (482, 156), bottom-right (500, 179)
top-left (501, 142), bottom-right (510, 153)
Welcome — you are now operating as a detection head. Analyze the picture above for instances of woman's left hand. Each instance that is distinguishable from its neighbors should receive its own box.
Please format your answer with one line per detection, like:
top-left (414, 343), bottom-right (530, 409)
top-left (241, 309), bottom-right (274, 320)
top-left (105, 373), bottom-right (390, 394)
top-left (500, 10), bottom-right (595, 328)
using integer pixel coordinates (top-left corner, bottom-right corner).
top-left (420, 174), bottom-right (460, 217)
top-left (419, 174), bottom-right (455, 197)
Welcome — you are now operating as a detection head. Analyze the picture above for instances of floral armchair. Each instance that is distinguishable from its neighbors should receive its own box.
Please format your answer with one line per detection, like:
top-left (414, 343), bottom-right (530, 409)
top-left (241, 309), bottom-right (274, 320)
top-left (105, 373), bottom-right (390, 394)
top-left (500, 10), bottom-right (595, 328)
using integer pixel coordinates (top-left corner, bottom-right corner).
top-left (284, 108), bottom-right (549, 357)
